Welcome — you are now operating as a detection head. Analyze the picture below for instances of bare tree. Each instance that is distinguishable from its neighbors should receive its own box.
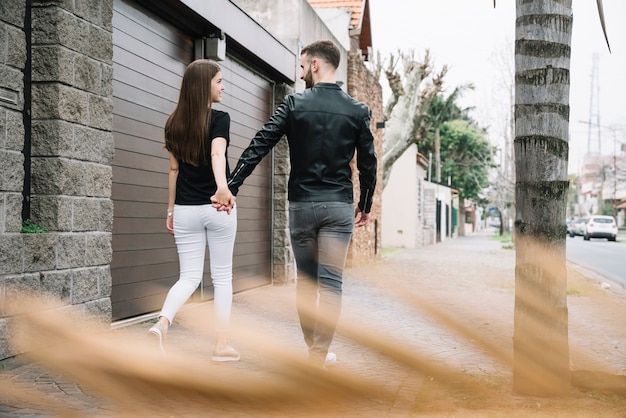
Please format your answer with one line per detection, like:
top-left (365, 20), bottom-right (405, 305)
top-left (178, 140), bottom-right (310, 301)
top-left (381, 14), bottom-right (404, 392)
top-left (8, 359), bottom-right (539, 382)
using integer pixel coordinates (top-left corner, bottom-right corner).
top-left (486, 40), bottom-right (515, 237)
top-left (371, 50), bottom-right (447, 188)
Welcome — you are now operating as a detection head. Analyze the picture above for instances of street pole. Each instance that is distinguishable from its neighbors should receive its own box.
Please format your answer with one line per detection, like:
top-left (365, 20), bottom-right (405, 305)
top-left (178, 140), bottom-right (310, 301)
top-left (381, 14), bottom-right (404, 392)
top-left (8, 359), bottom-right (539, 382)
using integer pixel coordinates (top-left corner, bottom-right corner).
top-left (614, 130), bottom-right (617, 220)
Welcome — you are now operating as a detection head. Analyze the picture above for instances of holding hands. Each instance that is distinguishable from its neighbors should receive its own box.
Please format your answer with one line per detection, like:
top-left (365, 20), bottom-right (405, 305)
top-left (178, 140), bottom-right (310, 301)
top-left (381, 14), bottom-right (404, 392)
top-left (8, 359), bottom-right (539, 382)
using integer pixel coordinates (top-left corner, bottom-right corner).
top-left (211, 186), bottom-right (236, 214)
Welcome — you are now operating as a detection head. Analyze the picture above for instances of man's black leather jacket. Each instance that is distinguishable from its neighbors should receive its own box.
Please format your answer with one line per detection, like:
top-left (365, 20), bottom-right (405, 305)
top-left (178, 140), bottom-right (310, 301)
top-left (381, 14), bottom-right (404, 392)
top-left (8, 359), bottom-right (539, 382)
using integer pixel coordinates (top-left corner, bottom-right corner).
top-left (228, 82), bottom-right (377, 212)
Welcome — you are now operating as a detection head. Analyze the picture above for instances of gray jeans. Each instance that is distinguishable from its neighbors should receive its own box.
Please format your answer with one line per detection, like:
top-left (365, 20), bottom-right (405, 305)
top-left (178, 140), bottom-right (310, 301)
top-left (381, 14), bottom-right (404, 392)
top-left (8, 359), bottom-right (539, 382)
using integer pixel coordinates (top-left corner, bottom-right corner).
top-left (288, 201), bottom-right (354, 363)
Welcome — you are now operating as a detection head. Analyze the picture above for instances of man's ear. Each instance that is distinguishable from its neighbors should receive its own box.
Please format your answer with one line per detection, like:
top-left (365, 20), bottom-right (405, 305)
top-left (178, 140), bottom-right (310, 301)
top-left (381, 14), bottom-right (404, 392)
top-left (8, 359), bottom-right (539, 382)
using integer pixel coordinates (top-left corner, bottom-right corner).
top-left (310, 57), bottom-right (319, 72)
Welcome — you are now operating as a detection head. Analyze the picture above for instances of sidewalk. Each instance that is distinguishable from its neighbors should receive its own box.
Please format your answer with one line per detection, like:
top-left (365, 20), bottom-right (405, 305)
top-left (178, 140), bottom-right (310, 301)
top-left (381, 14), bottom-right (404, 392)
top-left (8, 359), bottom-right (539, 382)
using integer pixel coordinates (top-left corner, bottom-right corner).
top-left (1, 228), bottom-right (626, 417)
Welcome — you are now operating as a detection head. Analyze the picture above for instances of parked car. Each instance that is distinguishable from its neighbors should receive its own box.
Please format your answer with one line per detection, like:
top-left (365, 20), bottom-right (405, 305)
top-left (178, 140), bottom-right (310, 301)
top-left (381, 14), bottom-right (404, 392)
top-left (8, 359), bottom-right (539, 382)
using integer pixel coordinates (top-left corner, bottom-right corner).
top-left (569, 217), bottom-right (588, 237)
top-left (583, 215), bottom-right (618, 241)
top-left (566, 219), bottom-right (573, 236)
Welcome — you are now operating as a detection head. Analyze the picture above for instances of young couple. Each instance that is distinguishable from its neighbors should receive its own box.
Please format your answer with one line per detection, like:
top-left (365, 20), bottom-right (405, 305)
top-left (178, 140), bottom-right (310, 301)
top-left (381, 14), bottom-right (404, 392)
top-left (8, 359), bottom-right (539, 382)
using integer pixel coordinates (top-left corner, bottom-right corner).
top-left (149, 40), bottom-right (377, 367)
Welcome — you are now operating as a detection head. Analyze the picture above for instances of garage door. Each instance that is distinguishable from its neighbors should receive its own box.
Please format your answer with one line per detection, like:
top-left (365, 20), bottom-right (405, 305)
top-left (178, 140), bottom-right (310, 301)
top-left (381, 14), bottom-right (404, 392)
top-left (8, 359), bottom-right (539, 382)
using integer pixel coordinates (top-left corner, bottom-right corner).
top-left (110, 0), bottom-right (272, 321)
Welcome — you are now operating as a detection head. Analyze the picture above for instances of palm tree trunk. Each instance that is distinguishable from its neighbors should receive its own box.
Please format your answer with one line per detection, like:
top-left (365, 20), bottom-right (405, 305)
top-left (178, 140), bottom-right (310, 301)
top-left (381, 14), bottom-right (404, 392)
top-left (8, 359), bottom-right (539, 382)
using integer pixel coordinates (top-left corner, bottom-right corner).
top-left (513, 0), bottom-right (571, 396)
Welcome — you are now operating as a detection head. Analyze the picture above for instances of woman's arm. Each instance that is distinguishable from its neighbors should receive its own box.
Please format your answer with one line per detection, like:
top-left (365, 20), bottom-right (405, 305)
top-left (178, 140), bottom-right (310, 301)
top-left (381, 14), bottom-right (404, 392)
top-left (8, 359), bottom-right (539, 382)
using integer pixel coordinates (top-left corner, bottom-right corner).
top-left (167, 152), bottom-right (179, 234)
top-left (210, 137), bottom-right (234, 214)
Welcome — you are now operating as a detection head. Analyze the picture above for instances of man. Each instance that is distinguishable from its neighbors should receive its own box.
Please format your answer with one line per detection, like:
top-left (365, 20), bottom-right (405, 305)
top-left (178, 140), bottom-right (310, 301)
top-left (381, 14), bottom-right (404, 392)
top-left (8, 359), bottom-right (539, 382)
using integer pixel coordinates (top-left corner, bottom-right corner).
top-left (219, 40), bottom-right (377, 366)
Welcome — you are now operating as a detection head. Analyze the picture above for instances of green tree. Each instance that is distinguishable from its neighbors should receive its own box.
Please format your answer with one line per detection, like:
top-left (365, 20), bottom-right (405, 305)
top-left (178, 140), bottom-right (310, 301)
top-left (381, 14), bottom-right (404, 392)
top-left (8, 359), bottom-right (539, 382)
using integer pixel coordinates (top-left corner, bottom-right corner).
top-left (440, 120), bottom-right (493, 234)
top-left (418, 91), bottom-right (493, 234)
top-left (439, 120), bottom-right (492, 202)
top-left (426, 88), bottom-right (472, 184)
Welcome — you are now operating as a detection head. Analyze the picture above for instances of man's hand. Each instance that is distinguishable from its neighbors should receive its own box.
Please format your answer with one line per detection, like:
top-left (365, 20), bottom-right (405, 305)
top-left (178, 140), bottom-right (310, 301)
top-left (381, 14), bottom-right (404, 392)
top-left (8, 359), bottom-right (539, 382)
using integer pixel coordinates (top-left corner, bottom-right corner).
top-left (354, 207), bottom-right (370, 227)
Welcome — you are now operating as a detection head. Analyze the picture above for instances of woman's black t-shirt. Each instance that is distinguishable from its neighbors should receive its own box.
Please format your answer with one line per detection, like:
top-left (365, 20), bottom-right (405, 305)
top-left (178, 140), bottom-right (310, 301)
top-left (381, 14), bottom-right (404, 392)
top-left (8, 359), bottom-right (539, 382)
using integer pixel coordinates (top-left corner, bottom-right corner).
top-left (175, 110), bottom-right (230, 205)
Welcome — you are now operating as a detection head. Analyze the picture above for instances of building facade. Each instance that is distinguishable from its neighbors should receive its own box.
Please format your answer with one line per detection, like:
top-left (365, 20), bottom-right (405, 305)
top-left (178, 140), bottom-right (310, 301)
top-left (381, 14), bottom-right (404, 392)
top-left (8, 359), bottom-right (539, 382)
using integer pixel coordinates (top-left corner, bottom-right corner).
top-left (382, 145), bottom-right (458, 249)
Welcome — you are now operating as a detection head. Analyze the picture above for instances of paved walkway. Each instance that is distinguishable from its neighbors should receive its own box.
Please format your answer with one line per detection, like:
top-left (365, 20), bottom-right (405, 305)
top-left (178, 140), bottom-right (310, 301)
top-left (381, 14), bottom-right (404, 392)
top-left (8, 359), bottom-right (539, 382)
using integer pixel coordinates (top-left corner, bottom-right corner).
top-left (1, 228), bottom-right (625, 417)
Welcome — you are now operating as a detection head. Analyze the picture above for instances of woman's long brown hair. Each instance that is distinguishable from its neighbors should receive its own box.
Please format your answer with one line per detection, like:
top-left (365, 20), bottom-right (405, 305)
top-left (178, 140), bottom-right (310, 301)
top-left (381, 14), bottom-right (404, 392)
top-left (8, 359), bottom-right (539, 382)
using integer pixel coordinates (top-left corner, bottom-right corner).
top-left (164, 59), bottom-right (221, 166)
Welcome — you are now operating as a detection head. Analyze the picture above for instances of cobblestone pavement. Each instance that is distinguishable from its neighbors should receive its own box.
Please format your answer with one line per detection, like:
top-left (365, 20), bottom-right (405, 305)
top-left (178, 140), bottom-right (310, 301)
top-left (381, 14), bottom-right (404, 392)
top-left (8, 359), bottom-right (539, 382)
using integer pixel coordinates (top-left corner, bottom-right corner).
top-left (1, 228), bottom-right (625, 417)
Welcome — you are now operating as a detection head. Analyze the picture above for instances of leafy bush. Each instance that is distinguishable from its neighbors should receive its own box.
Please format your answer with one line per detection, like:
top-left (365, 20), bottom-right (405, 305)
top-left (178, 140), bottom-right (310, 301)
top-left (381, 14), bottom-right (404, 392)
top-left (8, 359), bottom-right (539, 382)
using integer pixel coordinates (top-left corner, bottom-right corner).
top-left (21, 220), bottom-right (47, 233)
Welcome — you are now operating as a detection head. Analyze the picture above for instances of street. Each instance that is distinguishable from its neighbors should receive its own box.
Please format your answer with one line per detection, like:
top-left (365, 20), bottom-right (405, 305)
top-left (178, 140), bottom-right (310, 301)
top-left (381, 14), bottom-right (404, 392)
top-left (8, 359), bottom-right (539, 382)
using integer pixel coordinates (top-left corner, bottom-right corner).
top-left (566, 233), bottom-right (626, 288)
top-left (3, 229), bottom-right (626, 417)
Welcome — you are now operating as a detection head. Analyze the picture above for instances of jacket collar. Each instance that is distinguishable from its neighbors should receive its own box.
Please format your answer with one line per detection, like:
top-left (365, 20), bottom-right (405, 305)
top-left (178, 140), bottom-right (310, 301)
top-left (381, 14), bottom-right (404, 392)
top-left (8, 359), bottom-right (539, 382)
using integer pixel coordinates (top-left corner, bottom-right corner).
top-left (313, 82), bottom-right (341, 89)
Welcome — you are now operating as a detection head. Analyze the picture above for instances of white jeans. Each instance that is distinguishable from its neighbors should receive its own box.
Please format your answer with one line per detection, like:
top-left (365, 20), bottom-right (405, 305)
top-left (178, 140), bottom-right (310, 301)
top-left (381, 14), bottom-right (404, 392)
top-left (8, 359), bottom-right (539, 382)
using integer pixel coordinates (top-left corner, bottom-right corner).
top-left (159, 204), bottom-right (237, 332)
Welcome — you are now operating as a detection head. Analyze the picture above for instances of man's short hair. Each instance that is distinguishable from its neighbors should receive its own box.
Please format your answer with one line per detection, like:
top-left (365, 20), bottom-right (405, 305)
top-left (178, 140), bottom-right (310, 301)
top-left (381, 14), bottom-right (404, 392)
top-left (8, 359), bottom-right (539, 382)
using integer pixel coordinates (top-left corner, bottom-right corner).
top-left (301, 40), bottom-right (340, 69)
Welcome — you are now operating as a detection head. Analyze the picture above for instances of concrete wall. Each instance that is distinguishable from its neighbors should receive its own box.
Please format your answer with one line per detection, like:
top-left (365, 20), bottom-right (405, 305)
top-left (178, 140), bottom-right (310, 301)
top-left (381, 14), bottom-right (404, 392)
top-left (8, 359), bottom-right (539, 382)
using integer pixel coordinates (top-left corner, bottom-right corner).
top-left (382, 144), bottom-right (458, 248)
top-left (0, 0), bottom-right (114, 360)
top-left (382, 145), bottom-right (418, 248)
top-left (230, 0), bottom-right (349, 92)
top-left (309, 8), bottom-right (351, 51)
top-left (381, 145), bottom-right (434, 249)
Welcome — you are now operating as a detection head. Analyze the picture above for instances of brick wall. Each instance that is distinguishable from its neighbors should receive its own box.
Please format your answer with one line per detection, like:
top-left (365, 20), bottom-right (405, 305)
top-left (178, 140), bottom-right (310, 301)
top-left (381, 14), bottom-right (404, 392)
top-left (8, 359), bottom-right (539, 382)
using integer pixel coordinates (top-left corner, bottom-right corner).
top-left (346, 51), bottom-right (383, 264)
top-left (0, 0), bottom-right (114, 361)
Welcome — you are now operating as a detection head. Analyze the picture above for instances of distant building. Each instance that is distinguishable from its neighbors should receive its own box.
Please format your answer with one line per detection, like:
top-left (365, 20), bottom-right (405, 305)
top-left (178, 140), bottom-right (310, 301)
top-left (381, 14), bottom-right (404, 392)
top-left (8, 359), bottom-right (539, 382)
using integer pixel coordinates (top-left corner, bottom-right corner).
top-left (382, 145), bottom-right (458, 249)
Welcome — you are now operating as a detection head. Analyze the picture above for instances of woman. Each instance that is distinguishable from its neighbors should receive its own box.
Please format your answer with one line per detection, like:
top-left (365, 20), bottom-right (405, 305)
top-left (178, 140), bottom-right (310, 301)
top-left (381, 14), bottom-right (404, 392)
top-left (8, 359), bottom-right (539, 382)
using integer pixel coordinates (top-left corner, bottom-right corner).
top-left (148, 59), bottom-right (239, 362)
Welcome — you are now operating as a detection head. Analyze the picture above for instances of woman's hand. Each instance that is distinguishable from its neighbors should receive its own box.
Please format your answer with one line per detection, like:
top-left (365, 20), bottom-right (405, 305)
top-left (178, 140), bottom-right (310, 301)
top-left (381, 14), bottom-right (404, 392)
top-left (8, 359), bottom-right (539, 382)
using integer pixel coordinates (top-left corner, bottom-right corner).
top-left (166, 208), bottom-right (174, 235)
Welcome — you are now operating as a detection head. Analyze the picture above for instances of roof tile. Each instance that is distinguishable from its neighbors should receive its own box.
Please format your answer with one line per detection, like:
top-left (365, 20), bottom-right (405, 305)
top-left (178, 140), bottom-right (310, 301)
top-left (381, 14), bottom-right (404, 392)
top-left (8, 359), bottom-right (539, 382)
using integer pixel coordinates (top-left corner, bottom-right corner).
top-left (307, 0), bottom-right (365, 28)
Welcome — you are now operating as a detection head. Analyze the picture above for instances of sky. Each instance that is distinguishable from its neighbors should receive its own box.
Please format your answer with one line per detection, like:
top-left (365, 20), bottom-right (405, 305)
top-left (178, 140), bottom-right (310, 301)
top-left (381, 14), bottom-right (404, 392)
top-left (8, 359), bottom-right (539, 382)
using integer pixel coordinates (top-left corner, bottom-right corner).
top-left (368, 0), bottom-right (626, 174)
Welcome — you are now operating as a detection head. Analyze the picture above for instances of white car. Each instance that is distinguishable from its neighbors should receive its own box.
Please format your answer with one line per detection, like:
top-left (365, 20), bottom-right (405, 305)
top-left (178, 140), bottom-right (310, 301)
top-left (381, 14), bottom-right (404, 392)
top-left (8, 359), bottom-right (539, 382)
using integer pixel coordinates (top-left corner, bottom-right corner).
top-left (569, 217), bottom-right (588, 237)
top-left (584, 215), bottom-right (618, 241)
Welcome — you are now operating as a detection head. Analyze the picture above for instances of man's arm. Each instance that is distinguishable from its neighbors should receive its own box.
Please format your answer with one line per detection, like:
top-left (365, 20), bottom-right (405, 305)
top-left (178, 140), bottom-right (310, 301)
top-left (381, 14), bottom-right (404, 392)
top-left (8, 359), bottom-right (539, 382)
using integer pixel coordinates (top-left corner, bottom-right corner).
top-left (227, 98), bottom-right (290, 195)
top-left (355, 111), bottom-right (377, 215)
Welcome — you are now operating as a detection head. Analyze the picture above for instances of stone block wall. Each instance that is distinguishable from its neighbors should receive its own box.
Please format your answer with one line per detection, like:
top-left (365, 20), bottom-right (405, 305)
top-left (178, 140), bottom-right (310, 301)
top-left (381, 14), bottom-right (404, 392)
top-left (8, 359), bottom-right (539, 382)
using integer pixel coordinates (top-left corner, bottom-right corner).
top-left (0, 0), bottom-right (27, 361)
top-left (346, 51), bottom-right (383, 264)
top-left (415, 176), bottom-right (424, 248)
top-left (423, 188), bottom-right (436, 246)
top-left (0, 0), bottom-right (27, 237)
top-left (271, 83), bottom-right (296, 284)
top-left (0, 0), bottom-right (114, 361)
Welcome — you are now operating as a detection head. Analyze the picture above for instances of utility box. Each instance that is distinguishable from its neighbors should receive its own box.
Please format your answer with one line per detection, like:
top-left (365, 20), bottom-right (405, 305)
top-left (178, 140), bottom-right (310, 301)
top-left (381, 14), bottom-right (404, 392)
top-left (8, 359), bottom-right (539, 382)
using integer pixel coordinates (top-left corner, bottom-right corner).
top-left (194, 31), bottom-right (226, 61)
